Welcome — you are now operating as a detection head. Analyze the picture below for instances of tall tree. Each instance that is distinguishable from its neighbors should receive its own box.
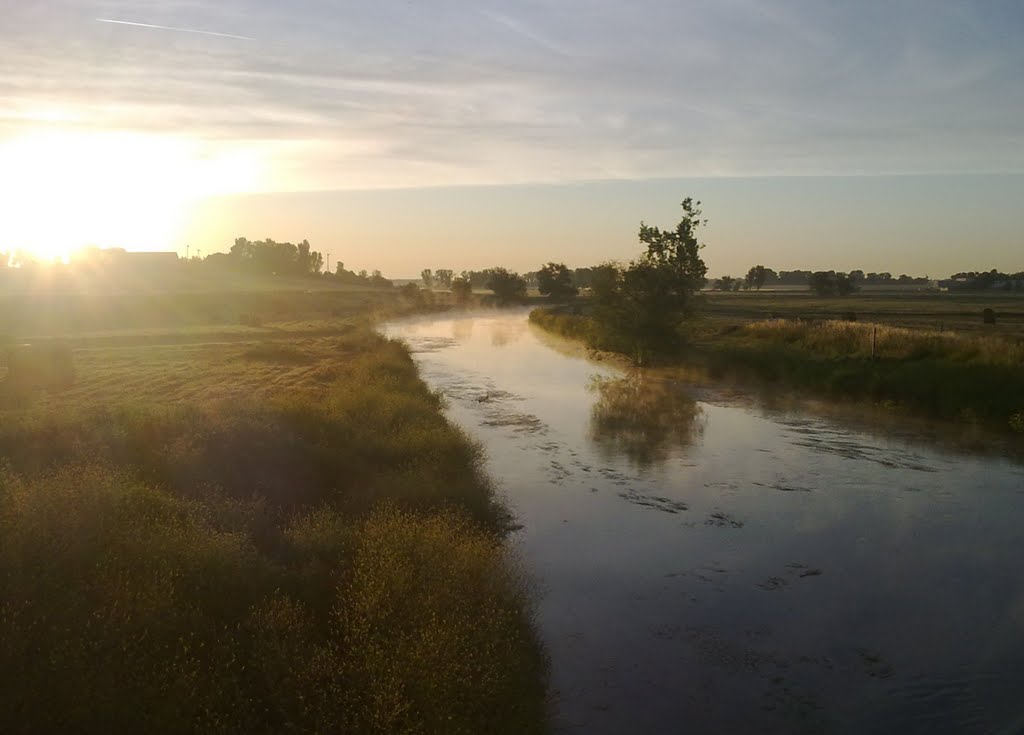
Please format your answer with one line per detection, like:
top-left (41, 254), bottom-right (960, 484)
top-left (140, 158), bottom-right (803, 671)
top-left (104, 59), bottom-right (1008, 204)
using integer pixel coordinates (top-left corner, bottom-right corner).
top-left (421, 269), bottom-right (434, 288)
top-left (435, 269), bottom-right (454, 289)
top-left (635, 197), bottom-right (709, 303)
top-left (590, 198), bottom-right (709, 363)
top-left (298, 239), bottom-right (312, 274)
top-left (745, 265), bottom-right (767, 291)
top-left (451, 276), bottom-right (473, 304)
top-left (809, 271), bottom-right (857, 297)
top-left (537, 262), bottom-right (578, 300)
top-left (484, 268), bottom-right (527, 305)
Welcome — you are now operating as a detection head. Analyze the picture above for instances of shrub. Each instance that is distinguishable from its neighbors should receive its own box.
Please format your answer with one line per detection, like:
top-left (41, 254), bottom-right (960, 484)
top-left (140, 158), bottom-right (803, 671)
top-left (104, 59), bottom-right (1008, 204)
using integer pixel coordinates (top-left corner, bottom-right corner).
top-left (332, 506), bottom-right (546, 735)
top-left (0, 465), bottom-right (277, 733)
top-left (0, 470), bottom-right (546, 734)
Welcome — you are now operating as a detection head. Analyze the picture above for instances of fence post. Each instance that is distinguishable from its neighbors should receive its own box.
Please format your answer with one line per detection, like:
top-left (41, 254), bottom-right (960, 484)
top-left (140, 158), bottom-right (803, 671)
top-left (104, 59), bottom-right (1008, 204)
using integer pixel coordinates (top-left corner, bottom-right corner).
top-left (871, 325), bottom-right (876, 359)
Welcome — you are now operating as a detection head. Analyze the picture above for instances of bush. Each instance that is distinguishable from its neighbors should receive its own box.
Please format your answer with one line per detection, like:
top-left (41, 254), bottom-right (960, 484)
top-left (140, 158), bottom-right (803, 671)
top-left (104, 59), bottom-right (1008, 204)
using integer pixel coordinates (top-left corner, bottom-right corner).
top-left (329, 506), bottom-right (547, 734)
top-left (0, 467), bottom-right (545, 734)
top-left (0, 465), bottom-right (277, 733)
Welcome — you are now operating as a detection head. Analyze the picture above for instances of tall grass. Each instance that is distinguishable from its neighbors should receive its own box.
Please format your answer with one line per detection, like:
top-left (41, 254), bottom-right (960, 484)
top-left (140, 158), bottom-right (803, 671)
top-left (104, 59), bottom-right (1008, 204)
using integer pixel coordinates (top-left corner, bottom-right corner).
top-left (741, 319), bottom-right (1024, 365)
top-left (532, 307), bottom-right (1024, 433)
top-left (0, 326), bottom-right (547, 733)
top-left (699, 320), bottom-right (1024, 430)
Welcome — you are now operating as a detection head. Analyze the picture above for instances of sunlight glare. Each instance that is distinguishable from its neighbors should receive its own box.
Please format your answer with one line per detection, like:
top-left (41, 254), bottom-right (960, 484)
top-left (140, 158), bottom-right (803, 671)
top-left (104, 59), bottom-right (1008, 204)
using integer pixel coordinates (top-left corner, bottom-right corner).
top-left (0, 129), bottom-right (264, 261)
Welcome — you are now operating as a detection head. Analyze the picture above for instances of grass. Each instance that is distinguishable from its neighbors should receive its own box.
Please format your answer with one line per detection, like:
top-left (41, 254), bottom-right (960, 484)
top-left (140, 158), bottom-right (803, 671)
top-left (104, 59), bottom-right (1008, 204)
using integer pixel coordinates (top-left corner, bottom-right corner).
top-left (699, 289), bottom-right (1024, 336)
top-left (531, 292), bottom-right (1024, 435)
top-left (734, 319), bottom-right (1024, 365)
top-left (0, 284), bottom-right (548, 733)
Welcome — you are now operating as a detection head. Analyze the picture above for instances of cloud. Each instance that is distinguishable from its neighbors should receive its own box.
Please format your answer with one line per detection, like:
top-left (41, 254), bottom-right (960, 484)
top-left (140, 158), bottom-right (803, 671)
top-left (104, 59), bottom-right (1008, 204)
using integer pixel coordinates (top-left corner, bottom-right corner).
top-left (2, 0), bottom-right (1023, 191)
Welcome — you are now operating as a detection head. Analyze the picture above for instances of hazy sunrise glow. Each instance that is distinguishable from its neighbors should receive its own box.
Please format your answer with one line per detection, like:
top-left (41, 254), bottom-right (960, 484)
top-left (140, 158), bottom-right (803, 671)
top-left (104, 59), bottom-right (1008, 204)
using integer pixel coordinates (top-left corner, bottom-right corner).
top-left (0, 127), bottom-right (265, 261)
top-left (1, 1), bottom-right (1022, 274)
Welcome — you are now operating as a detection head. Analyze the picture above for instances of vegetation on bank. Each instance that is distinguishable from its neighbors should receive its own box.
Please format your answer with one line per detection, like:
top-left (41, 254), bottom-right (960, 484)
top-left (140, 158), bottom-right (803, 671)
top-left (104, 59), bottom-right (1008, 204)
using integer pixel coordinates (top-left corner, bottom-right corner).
top-left (531, 306), bottom-right (1024, 434)
top-left (526, 194), bottom-right (1023, 434)
top-left (569, 197), bottom-right (709, 364)
top-left (0, 288), bottom-right (547, 734)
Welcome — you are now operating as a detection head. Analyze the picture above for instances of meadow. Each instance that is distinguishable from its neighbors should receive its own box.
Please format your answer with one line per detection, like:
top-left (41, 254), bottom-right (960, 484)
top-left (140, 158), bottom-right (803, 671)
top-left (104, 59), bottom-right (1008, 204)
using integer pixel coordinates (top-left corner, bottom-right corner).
top-left (0, 276), bottom-right (546, 734)
top-left (699, 288), bottom-right (1024, 335)
top-left (531, 289), bottom-right (1024, 435)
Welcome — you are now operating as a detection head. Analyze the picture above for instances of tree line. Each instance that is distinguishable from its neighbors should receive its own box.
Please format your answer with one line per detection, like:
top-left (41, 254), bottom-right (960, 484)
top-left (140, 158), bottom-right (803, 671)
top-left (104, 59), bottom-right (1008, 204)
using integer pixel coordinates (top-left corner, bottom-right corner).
top-left (432, 200), bottom-right (708, 362)
top-left (417, 259), bottom-right (1024, 305)
top-left (708, 267), bottom-right (934, 294)
top-left (946, 270), bottom-right (1024, 291)
top-left (0, 239), bottom-right (399, 290)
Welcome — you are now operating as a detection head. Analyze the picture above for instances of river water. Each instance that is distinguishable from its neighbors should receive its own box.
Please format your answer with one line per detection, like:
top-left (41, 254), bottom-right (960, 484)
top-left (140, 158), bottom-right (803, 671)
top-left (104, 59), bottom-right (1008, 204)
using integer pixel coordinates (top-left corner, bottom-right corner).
top-left (382, 308), bottom-right (1024, 735)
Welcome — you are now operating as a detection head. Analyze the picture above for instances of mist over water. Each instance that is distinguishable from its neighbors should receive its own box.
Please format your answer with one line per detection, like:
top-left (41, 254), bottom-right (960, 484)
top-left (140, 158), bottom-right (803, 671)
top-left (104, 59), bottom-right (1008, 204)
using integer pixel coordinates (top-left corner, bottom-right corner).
top-left (383, 309), bottom-right (1024, 735)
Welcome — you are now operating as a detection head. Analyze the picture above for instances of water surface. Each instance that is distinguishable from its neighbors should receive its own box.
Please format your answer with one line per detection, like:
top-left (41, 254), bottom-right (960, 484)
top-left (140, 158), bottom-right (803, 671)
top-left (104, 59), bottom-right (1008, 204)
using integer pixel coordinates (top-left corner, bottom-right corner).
top-left (383, 309), bottom-right (1024, 735)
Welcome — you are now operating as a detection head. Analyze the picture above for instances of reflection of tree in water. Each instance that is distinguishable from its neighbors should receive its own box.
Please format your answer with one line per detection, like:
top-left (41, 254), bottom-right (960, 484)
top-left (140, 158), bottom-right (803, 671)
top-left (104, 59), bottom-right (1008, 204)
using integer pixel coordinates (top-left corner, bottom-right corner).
top-left (490, 321), bottom-right (527, 347)
top-left (588, 374), bottom-right (705, 467)
top-left (451, 319), bottom-right (474, 341)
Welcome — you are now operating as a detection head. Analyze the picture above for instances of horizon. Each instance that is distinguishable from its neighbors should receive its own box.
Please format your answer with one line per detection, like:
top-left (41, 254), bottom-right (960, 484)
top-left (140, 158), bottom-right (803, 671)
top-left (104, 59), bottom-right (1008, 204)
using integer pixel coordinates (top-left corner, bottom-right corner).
top-left (2, 1), bottom-right (1022, 277)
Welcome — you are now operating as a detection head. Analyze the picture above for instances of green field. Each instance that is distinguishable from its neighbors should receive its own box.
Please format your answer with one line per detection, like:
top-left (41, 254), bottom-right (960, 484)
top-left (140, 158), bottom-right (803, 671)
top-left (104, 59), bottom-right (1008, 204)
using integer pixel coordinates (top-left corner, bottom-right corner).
top-left (0, 279), bottom-right (547, 734)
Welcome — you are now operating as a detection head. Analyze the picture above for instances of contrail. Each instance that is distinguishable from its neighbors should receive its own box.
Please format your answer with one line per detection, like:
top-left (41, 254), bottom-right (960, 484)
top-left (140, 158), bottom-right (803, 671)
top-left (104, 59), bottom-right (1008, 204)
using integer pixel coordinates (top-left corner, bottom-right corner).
top-left (96, 18), bottom-right (254, 41)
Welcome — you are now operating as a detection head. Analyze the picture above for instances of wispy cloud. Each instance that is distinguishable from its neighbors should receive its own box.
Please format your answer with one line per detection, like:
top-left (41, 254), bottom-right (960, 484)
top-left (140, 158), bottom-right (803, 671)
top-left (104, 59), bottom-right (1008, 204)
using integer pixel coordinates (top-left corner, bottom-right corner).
top-left (1, 0), bottom-right (1022, 191)
top-left (475, 8), bottom-right (571, 56)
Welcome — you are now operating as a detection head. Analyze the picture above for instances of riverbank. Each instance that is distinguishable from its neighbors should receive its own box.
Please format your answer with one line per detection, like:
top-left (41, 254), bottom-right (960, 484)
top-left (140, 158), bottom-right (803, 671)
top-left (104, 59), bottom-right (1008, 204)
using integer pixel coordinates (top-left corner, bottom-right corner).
top-left (0, 287), bottom-right (547, 733)
top-left (387, 308), bottom-right (1024, 734)
top-left (530, 306), bottom-right (1024, 435)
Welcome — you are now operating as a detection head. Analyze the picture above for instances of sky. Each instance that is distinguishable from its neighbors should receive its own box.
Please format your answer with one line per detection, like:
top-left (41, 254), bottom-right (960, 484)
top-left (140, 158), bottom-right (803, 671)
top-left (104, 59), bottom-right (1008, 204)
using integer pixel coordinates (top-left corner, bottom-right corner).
top-left (1, 0), bottom-right (1022, 277)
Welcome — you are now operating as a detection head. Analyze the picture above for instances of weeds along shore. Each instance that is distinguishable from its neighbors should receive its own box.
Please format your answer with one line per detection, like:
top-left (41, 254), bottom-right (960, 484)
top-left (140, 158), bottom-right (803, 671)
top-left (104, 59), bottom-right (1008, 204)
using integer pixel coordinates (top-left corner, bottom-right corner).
top-left (0, 309), bottom-right (548, 734)
top-left (530, 307), bottom-right (1024, 435)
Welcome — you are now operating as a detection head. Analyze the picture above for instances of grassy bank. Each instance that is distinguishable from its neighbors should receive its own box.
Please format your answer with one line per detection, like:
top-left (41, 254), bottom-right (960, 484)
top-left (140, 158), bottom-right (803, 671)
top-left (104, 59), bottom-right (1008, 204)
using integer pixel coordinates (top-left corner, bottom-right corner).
top-left (530, 305), bottom-right (1024, 435)
top-left (0, 287), bottom-right (547, 733)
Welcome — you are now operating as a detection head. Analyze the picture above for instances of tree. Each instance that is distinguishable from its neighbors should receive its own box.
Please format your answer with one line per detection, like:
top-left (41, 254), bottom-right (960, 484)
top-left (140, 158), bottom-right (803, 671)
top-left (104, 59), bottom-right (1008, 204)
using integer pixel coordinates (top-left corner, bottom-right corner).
top-left (537, 262), bottom-right (578, 300)
top-left (369, 269), bottom-right (392, 288)
top-left (713, 276), bottom-right (736, 291)
top-left (451, 276), bottom-right (473, 304)
top-left (421, 269), bottom-right (434, 288)
top-left (589, 198), bottom-right (709, 363)
top-left (298, 239), bottom-right (312, 274)
top-left (809, 271), bottom-right (857, 297)
top-left (625, 198), bottom-right (709, 304)
top-left (484, 268), bottom-right (527, 305)
top-left (435, 269), bottom-right (454, 289)
top-left (745, 265), bottom-right (768, 291)
top-left (228, 237), bottom-right (323, 276)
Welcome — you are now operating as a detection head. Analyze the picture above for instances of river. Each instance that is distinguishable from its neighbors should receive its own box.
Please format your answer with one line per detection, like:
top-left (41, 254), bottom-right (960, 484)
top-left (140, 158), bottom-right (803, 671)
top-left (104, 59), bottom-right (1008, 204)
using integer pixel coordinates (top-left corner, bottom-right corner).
top-left (382, 308), bottom-right (1024, 735)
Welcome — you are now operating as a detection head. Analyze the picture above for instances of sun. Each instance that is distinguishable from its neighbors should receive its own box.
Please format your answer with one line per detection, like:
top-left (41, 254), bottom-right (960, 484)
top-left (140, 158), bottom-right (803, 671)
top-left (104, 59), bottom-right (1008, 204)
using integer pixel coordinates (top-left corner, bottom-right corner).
top-left (0, 128), bottom-right (263, 262)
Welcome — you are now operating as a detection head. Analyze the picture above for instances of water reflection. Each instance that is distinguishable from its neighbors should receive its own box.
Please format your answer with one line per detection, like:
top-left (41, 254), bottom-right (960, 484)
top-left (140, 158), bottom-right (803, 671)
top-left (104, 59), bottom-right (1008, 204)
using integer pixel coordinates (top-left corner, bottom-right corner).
top-left (384, 310), bottom-right (1024, 735)
top-left (588, 374), bottom-right (705, 467)
top-left (451, 318), bottom-right (474, 341)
